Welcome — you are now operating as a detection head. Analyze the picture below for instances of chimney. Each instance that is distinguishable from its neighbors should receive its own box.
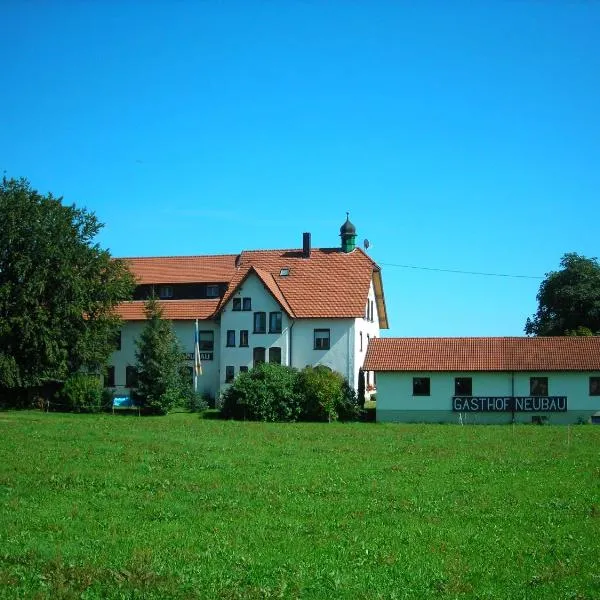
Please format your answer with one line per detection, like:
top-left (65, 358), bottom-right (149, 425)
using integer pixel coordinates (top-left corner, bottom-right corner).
top-left (302, 232), bottom-right (311, 258)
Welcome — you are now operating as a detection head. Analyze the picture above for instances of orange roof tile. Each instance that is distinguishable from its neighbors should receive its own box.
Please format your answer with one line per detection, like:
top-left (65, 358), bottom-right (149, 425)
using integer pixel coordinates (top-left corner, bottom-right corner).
top-left (219, 247), bottom-right (386, 323)
top-left (115, 299), bottom-right (219, 321)
top-left (363, 337), bottom-right (600, 372)
top-left (124, 255), bottom-right (238, 284)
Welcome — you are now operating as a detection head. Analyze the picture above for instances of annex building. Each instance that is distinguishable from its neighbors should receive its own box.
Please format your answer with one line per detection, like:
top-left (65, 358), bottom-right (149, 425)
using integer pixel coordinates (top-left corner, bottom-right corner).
top-left (363, 336), bottom-right (600, 424)
top-left (108, 216), bottom-right (388, 400)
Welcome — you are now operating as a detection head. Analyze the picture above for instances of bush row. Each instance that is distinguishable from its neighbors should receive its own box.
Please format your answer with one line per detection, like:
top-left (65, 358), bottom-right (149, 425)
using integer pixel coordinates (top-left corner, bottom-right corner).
top-left (220, 363), bottom-right (361, 422)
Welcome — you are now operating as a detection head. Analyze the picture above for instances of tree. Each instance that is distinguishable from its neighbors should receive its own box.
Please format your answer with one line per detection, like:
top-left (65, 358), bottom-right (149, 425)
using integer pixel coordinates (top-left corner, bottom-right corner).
top-left (525, 253), bottom-right (600, 336)
top-left (133, 297), bottom-right (191, 414)
top-left (0, 177), bottom-right (134, 396)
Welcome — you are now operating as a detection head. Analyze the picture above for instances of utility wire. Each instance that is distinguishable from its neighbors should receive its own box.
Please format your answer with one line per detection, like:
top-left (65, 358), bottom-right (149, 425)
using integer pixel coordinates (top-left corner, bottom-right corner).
top-left (379, 262), bottom-right (544, 280)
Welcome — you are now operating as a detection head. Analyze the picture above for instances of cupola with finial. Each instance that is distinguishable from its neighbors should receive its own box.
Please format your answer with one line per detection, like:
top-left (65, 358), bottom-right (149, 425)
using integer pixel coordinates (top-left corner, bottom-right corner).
top-left (340, 212), bottom-right (357, 253)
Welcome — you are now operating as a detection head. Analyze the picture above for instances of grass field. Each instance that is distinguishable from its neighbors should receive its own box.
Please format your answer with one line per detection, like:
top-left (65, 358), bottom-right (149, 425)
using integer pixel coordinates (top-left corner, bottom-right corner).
top-left (0, 411), bottom-right (599, 599)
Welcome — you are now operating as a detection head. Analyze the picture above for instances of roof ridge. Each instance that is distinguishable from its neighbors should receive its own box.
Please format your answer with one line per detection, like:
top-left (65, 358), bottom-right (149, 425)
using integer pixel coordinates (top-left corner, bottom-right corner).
top-left (121, 253), bottom-right (239, 260)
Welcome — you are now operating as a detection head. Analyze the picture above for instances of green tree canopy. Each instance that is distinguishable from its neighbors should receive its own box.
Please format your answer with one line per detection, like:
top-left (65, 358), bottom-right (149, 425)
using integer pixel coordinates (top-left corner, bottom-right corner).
top-left (525, 253), bottom-right (600, 336)
top-left (133, 297), bottom-right (191, 415)
top-left (0, 177), bottom-right (134, 392)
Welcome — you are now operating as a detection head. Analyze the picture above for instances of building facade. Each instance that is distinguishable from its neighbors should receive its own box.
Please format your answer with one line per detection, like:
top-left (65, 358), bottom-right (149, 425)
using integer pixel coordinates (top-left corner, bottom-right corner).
top-left (363, 337), bottom-right (600, 424)
top-left (109, 217), bottom-right (388, 400)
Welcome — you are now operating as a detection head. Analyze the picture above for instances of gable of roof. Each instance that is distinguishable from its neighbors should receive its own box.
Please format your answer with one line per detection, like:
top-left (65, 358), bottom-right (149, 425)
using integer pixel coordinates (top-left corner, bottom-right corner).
top-left (363, 337), bottom-right (600, 372)
top-left (218, 247), bottom-right (388, 324)
top-left (124, 254), bottom-right (238, 284)
top-left (115, 299), bottom-right (219, 321)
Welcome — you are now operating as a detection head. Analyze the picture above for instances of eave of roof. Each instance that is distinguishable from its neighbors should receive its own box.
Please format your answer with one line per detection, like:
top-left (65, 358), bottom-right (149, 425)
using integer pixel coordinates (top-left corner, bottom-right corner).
top-left (363, 336), bottom-right (600, 372)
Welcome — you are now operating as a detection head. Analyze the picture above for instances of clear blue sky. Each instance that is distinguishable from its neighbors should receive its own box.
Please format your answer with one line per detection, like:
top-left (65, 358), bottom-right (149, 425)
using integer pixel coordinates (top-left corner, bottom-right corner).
top-left (1, 1), bottom-right (598, 337)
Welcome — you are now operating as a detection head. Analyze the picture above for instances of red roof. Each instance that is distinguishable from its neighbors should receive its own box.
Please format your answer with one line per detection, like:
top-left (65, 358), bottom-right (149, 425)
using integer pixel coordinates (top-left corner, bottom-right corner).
top-left (124, 255), bottom-right (238, 284)
top-left (115, 299), bottom-right (220, 321)
top-left (363, 337), bottom-right (600, 372)
top-left (219, 247), bottom-right (386, 323)
top-left (119, 247), bottom-right (388, 326)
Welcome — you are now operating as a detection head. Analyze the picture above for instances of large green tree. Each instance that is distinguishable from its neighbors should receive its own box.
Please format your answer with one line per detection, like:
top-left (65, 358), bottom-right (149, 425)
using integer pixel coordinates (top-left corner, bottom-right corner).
top-left (133, 297), bottom-right (191, 415)
top-left (525, 253), bottom-right (600, 336)
top-left (0, 177), bottom-right (134, 393)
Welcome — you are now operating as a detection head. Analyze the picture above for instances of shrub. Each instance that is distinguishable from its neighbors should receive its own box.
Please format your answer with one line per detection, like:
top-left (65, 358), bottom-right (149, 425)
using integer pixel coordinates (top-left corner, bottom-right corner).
top-left (58, 373), bottom-right (104, 413)
top-left (221, 363), bottom-right (301, 422)
top-left (296, 366), bottom-right (359, 422)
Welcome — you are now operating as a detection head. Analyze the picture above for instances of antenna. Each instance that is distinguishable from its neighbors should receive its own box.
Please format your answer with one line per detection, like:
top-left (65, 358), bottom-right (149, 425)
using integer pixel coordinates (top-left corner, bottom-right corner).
top-left (363, 239), bottom-right (370, 250)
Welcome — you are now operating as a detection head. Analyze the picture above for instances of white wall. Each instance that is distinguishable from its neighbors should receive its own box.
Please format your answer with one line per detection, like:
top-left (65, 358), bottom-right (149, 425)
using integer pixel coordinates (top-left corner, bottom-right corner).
top-left (375, 371), bottom-right (600, 424)
top-left (355, 281), bottom-right (381, 390)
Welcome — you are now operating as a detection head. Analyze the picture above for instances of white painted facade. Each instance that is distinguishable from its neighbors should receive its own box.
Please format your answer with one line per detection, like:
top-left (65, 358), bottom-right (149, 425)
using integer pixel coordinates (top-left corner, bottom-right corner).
top-left (109, 270), bottom-right (381, 400)
top-left (375, 371), bottom-right (600, 424)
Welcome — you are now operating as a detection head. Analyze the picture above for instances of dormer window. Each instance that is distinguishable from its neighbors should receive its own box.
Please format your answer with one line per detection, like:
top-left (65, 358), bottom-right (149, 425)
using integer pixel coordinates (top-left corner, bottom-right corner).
top-left (206, 284), bottom-right (219, 298)
top-left (279, 268), bottom-right (290, 277)
top-left (159, 286), bottom-right (173, 299)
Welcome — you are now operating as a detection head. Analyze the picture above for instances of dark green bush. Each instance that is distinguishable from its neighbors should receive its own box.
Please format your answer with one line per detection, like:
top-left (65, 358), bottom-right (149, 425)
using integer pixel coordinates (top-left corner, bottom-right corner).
top-left (221, 362), bottom-right (301, 422)
top-left (58, 373), bottom-right (104, 413)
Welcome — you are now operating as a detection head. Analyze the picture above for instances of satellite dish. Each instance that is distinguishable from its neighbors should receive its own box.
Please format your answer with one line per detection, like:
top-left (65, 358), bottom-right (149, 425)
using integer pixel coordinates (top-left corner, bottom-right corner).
top-left (363, 239), bottom-right (370, 250)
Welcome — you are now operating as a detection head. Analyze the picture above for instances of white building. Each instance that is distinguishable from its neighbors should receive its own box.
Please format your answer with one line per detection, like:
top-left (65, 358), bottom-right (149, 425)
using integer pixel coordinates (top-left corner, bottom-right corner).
top-left (108, 217), bottom-right (388, 400)
top-left (363, 337), bottom-right (600, 424)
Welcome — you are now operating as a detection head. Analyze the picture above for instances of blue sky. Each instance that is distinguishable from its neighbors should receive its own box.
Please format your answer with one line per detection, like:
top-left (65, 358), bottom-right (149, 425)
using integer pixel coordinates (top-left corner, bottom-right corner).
top-left (1, 1), bottom-right (598, 337)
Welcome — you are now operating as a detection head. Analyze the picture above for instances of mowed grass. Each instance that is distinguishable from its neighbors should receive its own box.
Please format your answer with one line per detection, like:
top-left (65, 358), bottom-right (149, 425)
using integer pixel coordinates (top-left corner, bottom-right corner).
top-left (0, 412), bottom-right (599, 599)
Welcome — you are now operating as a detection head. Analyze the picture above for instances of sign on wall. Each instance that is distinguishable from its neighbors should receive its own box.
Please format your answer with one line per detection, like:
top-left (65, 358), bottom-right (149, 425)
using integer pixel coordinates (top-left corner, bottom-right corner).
top-left (183, 352), bottom-right (213, 361)
top-left (452, 396), bottom-right (567, 412)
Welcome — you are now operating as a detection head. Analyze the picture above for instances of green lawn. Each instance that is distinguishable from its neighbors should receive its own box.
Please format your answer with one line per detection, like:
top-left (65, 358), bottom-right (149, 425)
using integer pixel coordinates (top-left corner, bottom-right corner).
top-left (0, 412), bottom-right (599, 599)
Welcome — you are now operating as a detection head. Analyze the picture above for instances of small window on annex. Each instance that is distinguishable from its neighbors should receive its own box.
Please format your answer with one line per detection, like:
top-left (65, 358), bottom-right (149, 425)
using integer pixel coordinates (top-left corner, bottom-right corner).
top-left (206, 284), bottom-right (219, 298)
top-left (269, 347), bottom-right (282, 364)
top-left (199, 331), bottom-right (214, 351)
top-left (269, 311), bottom-right (282, 333)
top-left (254, 312), bottom-right (266, 333)
top-left (530, 377), bottom-right (548, 396)
top-left (589, 377), bottom-right (600, 396)
top-left (105, 366), bottom-right (115, 387)
top-left (314, 329), bottom-right (330, 350)
top-left (242, 297), bottom-right (252, 311)
top-left (413, 377), bottom-right (430, 396)
top-left (225, 366), bottom-right (235, 383)
top-left (226, 330), bottom-right (235, 347)
top-left (455, 377), bottom-right (472, 396)
top-left (232, 298), bottom-right (242, 311)
top-left (253, 347), bottom-right (266, 367)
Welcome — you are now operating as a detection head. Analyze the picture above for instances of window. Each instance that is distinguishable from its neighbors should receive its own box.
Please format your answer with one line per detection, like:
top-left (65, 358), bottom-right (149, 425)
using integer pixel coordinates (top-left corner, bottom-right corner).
top-left (314, 329), bottom-right (330, 350)
top-left (530, 377), bottom-right (548, 396)
top-left (280, 268), bottom-right (290, 276)
top-left (254, 312), bottom-right (266, 333)
top-left (243, 297), bottom-right (252, 311)
top-left (590, 377), bottom-right (600, 396)
top-left (239, 330), bottom-right (249, 347)
top-left (159, 285), bottom-right (173, 299)
top-left (370, 300), bottom-right (375, 322)
top-left (114, 330), bottom-right (122, 351)
top-left (269, 311), bottom-right (282, 333)
top-left (105, 366), bottom-right (115, 387)
top-left (199, 331), bottom-right (214, 351)
top-left (269, 347), bottom-right (282, 364)
top-left (225, 366), bottom-right (235, 383)
top-left (413, 377), bottom-right (430, 396)
top-left (360, 332), bottom-right (363, 352)
top-left (232, 298), bottom-right (241, 311)
top-left (240, 366), bottom-right (249, 373)
top-left (126, 366), bottom-right (138, 388)
top-left (226, 330), bottom-right (235, 347)
top-left (365, 301), bottom-right (369, 320)
top-left (206, 284), bottom-right (219, 298)
top-left (455, 377), bottom-right (472, 396)
top-left (253, 347), bottom-right (265, 367)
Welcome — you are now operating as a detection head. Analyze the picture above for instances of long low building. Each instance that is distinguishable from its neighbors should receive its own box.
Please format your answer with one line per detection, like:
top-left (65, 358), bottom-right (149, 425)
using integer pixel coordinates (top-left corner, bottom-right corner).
top-left (363, 336), bottom-right (600, 424)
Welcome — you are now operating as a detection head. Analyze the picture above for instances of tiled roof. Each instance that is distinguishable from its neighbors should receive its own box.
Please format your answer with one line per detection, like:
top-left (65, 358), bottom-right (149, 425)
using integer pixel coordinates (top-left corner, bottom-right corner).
top-left (115, 299), bottom-right (220, 321)
top-left (124, 255), bottom-right (238, 284)
top-left (363, 337), bottom-right (600, 372)
top-left (218, 247), bottom-right (385, 322)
